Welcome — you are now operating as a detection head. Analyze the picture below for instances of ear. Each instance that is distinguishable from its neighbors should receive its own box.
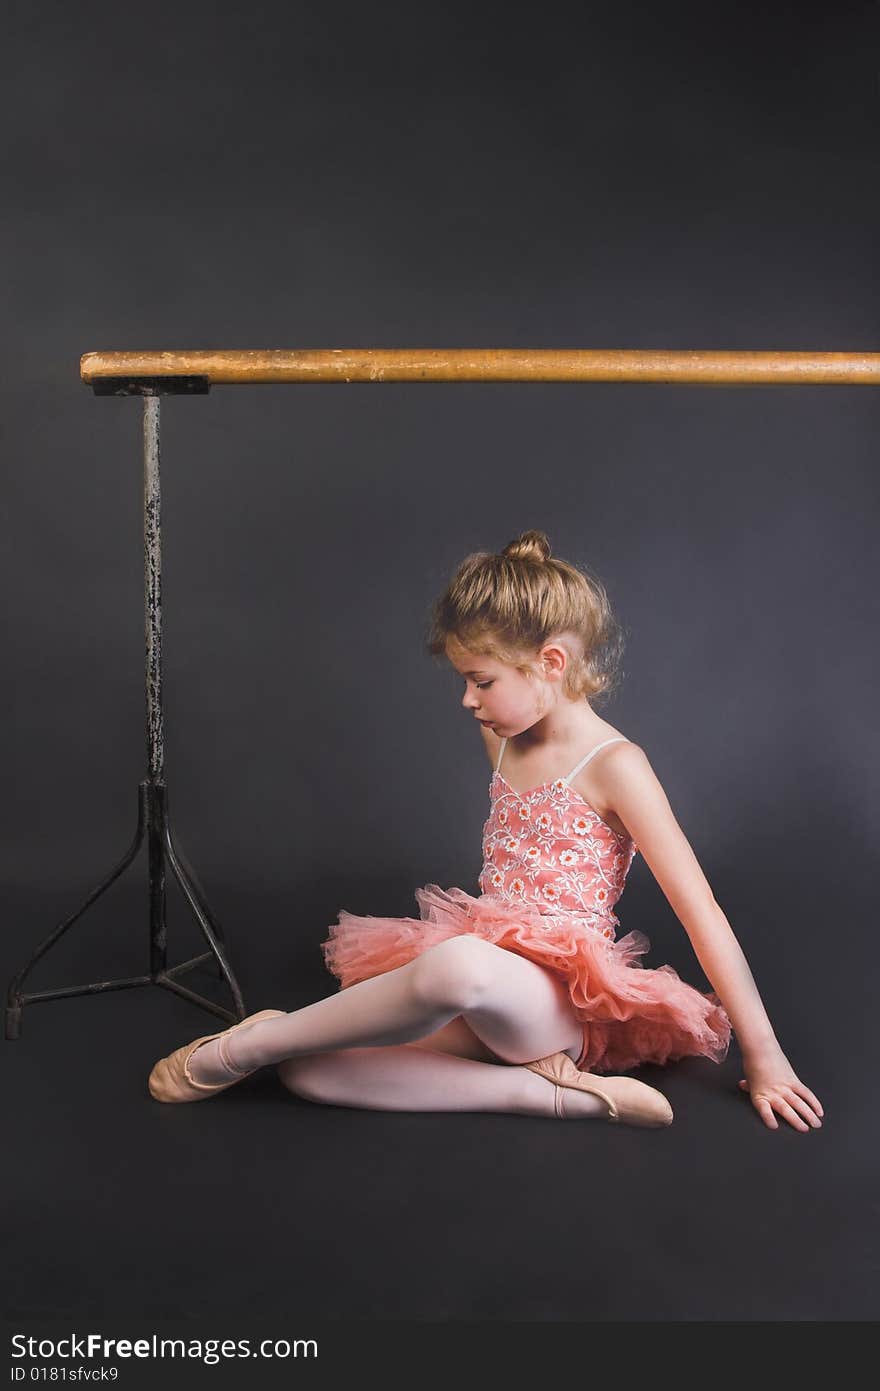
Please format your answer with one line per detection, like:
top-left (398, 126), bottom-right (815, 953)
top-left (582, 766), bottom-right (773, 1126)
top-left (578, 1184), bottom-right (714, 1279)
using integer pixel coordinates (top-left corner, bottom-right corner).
top-left (539, 641), bottom-right (568, 677)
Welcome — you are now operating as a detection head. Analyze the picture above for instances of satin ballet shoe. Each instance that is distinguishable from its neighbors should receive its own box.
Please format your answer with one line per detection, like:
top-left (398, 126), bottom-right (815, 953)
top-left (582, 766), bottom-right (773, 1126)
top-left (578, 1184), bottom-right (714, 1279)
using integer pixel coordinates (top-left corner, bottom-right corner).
top-left (523, 1051), bottom-right (674, 1127)
top-left (148, 1008), bottom-right (286, 1103)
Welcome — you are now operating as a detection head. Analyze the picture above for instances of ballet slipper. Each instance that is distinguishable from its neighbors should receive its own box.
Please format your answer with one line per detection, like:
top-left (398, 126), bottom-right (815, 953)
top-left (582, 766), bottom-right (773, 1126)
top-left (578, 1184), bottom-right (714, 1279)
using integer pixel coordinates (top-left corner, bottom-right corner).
top-left (524, 1051), bottom-right (674, 1127)
top-left (148, 1008), bottom-right (286, 1103)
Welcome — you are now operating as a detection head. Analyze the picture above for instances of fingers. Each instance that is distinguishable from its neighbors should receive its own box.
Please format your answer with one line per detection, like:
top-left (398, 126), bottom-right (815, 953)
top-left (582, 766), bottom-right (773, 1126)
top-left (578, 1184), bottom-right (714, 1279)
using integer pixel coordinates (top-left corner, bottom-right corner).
top-left (753, 1090), bottom-right (816, 1132)
top-left (752, 1094), bottom-right (779, 1129)
top-left (741, 1085), bottom-right (810, 1131)
top-left (791, 1080), bottom-right (824, 1118)
top-left (778, 1088), bottom-right (821, 1130)
top-left (737, 1076), bottom-right (825, 1129)
top-left (784, 1085), bottom-right (822, 1128)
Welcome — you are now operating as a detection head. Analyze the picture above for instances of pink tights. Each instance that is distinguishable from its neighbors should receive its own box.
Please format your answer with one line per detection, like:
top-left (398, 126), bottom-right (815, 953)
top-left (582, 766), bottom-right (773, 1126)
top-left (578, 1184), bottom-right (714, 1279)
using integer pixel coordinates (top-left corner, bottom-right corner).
top-left (188, 937), bottom-right (605, 1118)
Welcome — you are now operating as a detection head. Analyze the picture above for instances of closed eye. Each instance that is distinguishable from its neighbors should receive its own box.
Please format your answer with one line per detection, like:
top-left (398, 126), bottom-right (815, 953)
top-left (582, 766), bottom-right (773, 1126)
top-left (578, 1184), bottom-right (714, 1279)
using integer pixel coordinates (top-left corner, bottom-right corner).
top-left (476, 680), bottom-right (494, 689)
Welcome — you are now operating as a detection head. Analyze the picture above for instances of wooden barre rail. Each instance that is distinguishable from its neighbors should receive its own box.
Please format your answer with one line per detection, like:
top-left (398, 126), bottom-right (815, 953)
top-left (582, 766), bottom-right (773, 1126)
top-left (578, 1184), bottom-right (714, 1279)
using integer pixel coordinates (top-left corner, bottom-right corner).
top-left (80, 348), bottom-right (880, 386)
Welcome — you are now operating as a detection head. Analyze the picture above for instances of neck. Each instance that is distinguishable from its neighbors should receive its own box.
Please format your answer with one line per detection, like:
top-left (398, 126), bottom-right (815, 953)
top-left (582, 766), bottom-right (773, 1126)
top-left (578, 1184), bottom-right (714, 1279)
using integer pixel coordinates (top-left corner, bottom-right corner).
top-left (512, 703), bottom-right (607, 754)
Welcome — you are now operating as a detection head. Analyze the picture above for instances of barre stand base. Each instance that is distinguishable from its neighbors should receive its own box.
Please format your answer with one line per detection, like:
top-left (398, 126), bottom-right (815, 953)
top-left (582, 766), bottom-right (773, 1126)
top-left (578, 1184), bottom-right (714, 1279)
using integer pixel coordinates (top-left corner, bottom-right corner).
top-left (5, 780), bottom-right (247, 1040)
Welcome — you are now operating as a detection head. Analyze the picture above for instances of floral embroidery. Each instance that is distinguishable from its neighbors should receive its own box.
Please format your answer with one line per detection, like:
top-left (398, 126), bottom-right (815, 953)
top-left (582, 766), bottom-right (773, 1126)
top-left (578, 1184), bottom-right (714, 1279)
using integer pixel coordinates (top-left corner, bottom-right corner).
top-left (478, 771), bottom-right (638, 938)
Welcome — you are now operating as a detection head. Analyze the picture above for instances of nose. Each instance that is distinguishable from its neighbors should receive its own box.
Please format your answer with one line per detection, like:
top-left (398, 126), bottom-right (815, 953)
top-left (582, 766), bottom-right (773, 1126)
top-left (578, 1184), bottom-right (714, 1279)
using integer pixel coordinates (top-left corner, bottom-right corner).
top-left (462, 689), bottom-right (479, 711)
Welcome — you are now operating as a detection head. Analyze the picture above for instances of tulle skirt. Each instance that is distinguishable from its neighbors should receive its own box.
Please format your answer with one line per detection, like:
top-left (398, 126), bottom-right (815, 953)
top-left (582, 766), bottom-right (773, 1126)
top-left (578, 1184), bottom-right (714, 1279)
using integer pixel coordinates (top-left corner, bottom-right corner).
top-left (319, 883), bottom-right (732, 1075)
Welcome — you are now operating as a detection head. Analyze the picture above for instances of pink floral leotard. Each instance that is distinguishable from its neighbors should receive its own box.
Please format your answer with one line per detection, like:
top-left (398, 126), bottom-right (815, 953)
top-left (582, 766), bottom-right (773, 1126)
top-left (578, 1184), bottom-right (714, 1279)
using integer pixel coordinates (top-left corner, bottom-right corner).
top-left (321, 736), bottom-right (732, 1074)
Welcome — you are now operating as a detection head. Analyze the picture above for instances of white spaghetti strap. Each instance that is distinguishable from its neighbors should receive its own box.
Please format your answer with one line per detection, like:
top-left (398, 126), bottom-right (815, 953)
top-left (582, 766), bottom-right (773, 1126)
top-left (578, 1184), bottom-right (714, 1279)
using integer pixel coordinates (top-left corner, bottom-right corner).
top-left (495, 737), bottom-right (508, 773)
top-left (563, 737), bottom-right (629, 783)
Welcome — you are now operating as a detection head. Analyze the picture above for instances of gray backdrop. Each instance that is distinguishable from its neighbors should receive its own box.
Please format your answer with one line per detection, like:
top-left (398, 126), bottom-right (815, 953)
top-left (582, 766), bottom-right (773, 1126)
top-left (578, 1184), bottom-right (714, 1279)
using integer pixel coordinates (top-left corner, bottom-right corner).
top-left (2, 0), bottom-right (877, 1331)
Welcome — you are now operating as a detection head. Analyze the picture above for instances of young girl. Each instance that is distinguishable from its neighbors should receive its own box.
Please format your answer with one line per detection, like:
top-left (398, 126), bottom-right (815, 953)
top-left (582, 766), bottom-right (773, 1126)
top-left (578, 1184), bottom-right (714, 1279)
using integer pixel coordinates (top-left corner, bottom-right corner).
top-left (149, 531), bottom-right (823, 1132)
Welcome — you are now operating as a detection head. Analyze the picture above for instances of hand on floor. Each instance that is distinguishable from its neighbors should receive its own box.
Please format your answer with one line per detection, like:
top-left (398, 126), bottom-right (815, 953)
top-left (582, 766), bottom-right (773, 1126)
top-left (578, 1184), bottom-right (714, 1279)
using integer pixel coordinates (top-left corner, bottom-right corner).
top-left (737, 1047), bottom-right (824, 1132)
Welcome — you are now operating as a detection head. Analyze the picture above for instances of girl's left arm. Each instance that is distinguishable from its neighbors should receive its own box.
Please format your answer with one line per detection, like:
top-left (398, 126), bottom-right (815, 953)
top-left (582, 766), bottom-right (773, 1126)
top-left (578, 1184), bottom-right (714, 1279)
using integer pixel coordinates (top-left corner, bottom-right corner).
top-left (603, 745), bottom-right (824, 1133)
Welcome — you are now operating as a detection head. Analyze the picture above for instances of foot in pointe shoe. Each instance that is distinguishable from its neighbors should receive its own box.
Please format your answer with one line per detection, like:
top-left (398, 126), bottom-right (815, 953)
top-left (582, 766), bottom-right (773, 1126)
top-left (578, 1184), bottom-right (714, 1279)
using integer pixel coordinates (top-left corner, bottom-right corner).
top-left (524, 1051), bottom-right (674, 1127)
top-left (148, 1009), bottom-right (286, 1103)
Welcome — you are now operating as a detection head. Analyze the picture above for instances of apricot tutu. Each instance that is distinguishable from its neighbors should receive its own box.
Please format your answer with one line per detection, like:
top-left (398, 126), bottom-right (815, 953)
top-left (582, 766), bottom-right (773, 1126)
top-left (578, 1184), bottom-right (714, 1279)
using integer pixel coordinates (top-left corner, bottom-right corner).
top-left (320, 737), bottom-right (732, 1076)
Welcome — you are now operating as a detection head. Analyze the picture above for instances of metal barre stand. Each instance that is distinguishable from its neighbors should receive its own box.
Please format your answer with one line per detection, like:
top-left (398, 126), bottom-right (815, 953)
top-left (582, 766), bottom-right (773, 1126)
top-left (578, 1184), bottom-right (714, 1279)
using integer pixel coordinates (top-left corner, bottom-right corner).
top-left (9, 344), bottom-right (879, 1041)
top-left (5, 375), bottom-right (246, 1039)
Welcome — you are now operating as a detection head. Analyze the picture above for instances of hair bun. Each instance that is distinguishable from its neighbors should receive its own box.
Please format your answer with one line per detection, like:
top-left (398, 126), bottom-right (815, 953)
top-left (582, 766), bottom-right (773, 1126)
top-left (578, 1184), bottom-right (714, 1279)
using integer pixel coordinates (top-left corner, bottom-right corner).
top-left (501, 530), bottom-right (552, 564)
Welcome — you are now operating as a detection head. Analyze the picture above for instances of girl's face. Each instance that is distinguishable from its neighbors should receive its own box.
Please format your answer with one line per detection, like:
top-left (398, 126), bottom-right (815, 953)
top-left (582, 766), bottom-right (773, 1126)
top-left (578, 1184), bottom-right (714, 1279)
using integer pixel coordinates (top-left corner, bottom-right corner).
top-left (445, 639), bottom-right (551, 736)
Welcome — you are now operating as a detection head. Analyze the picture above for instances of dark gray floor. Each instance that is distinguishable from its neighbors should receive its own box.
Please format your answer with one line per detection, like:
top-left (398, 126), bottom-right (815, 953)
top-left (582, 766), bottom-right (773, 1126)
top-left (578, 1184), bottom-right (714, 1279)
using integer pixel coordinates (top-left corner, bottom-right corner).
top-left (3, 887), bottom-right (871, 1324)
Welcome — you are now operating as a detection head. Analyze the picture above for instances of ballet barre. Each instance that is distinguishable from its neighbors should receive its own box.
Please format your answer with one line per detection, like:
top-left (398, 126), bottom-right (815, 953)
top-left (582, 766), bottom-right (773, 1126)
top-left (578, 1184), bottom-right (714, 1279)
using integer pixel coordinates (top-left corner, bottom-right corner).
top-left (80, 347), bottom-right (880, 387)
top-left (7, 347), bottom-right (879, 1040)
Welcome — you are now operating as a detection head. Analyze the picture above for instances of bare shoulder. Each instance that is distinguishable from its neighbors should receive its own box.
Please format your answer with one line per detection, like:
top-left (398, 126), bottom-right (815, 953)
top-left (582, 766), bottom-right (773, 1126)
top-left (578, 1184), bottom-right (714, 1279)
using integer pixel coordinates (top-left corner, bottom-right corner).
top-left (569, 736), bottom-right (653, 838)
top-left (478, 723), bottom-right (503, 770)
top-left (593, 738), bottom-right (656, 788)
top-left (604, 738), bottom-right (649, 767)
top-left (580, 729), bottom-right (649, 774)
top-left (585, 739), bottom-right (721, 926)
top-left (586, 739), bottom-right (683, 841)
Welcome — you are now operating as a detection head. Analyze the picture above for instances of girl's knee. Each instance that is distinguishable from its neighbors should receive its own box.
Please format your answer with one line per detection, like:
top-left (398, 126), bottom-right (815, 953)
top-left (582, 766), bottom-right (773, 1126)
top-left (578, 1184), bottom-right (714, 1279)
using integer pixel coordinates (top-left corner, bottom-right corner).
top-left (410, 936), bottom-right (495, 1012)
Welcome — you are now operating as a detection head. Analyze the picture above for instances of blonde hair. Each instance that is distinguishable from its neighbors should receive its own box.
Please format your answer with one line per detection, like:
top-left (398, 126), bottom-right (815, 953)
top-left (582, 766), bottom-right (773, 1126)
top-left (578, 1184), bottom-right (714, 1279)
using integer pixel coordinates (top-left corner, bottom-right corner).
top-left (426, 530), bottom-right (625, 706)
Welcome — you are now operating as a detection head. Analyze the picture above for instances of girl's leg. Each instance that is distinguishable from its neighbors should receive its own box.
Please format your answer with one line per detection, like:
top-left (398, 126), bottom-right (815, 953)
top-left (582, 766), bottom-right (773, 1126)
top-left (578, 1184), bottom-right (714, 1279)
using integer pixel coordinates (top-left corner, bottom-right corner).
top-left (401, 1013), bottom-right (510, 1063)
top-left (188, 935), bottom-right (584, 1085)
top-left (275, 1044), bottom-right (606, 1117)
